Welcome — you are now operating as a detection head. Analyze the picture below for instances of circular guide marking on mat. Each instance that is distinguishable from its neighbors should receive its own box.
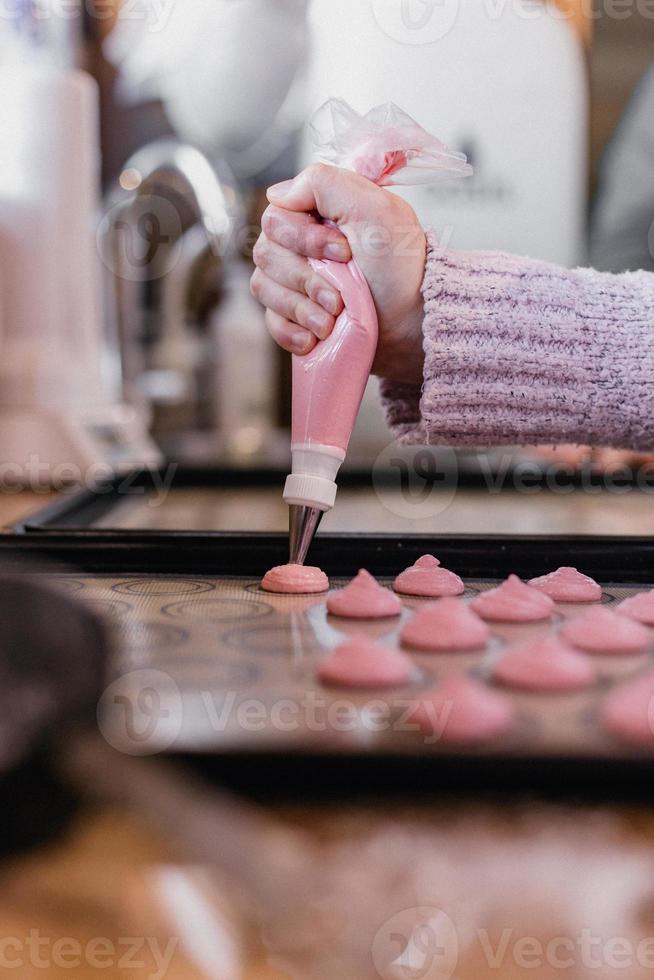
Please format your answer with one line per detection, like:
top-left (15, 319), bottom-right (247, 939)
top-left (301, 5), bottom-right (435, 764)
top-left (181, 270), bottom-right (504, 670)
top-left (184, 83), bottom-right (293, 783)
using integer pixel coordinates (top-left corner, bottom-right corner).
top-left (112, 578), bottom-right (216, 596)
top-left (115, 620), bottom-right (190, 652)
top-left (47, 576), bottom-right (86, 594)
top-left (84, 598), bottom-right (133, 619)
top-left (162, 596), bottom-right (274, 623)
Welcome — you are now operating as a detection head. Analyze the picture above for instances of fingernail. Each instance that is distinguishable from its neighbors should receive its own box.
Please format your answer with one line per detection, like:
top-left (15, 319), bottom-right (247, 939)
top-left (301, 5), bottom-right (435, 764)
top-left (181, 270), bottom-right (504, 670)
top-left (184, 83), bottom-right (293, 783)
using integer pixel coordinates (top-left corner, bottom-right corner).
top-left (317, 289), bottom-right (340, 315)
top-left (292, 331), bottom-right (311, 354)
top-left (325, 241), bottom-right (350, 261)
top-left (308, 312), bottom-right (331, 338)
top-left (267, 179), bottom-right (295, 202)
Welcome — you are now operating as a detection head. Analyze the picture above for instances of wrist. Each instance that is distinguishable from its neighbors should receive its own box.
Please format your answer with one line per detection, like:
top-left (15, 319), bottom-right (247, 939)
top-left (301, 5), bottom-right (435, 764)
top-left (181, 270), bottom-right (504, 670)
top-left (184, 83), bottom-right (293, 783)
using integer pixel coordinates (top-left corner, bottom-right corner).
top-left (373, 299), bottom-right (425, 384)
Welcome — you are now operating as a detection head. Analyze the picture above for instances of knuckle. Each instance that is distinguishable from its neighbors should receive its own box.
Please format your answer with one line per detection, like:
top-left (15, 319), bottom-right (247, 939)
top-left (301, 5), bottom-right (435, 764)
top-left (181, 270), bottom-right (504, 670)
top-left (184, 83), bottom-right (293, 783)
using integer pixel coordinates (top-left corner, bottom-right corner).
top-left (252, 236), bottom-right (268, 270)
top-left (249, 267), bottom-right (264, 299)
top-left (291, 257), bottom-right (313, 294)
top-left (306, 272), bottom-right (324, 300)
top-left (260, 205), bottom-right (279, 237)
top-left (305, 162), bottom-right (331, 184)
top-left (290, 292), bottom-right (306, 324)
top-left (301, 225), bottom-right (324, 256)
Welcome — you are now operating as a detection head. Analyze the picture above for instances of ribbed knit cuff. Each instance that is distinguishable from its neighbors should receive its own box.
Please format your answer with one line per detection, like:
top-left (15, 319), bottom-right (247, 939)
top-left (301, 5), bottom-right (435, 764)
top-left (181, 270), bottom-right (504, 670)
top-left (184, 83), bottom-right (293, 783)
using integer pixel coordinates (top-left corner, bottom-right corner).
top-left (381, 231), bottom-right (654, 450)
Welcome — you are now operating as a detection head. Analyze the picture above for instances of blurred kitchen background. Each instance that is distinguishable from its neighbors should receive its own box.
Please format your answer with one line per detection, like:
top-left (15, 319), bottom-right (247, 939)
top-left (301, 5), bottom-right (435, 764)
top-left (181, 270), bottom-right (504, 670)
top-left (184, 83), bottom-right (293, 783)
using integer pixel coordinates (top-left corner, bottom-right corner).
top-left (1, 0), bottom-right (653, 492)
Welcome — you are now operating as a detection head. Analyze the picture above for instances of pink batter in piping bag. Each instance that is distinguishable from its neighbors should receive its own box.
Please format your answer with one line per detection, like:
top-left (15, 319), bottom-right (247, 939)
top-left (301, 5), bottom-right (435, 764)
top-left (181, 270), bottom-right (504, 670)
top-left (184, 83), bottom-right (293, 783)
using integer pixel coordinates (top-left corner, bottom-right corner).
top-left (285, 99), bottom-right (472, 563)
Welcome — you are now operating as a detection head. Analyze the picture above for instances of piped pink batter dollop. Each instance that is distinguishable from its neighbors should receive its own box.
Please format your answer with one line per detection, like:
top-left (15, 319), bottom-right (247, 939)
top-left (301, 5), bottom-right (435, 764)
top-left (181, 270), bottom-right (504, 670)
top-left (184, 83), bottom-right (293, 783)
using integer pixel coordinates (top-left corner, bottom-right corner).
top-left (561, 607), bottom-right (650, 655)
top-left (401, 598), bottom-right (490, 652)
top-left (393, 555), bottom-right (464, 598)
top-left (318, 638), bottom-right (412, 689)
top-left (261, 564), bottom-right (329, 594)
top-left (618, 590), bottom-right (654, 626)
top-left (326, 569), bottom-right (402, 619)
top-left (470, 575), bottom-right (554, 623)
top-left (493, 635), bottom-right (596, 692)
top-left (528, 566), bottom-right (602, 603)
top-left (410, 675), bottom-right (514, 745)
top-left (602, 669), bottom-right (654, 745)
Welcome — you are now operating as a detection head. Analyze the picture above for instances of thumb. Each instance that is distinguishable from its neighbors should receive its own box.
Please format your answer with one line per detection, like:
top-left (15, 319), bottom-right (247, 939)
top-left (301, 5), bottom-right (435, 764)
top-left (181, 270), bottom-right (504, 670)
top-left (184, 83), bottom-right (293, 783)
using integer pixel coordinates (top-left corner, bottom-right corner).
top-left (267, 163), bottom-right (381, 226)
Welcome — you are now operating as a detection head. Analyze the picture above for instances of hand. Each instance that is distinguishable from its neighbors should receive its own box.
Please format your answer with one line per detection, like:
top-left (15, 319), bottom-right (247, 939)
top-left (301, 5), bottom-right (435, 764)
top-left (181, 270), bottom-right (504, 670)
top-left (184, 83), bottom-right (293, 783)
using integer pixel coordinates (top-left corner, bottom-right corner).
top-left (250, 163), bottom-right (427, 384)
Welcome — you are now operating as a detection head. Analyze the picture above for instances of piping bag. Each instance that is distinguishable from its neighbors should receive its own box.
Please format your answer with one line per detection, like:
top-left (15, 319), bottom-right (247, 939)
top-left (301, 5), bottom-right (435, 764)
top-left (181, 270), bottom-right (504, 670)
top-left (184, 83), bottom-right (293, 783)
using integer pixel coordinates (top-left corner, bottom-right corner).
top-left (285, 100), bottom-right (472, 564)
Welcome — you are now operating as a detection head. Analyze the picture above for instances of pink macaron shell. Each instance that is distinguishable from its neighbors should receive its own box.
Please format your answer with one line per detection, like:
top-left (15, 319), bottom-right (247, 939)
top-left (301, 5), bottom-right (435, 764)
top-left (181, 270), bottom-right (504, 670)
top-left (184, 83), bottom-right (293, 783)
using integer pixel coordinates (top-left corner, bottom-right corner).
top-left (327, 569), bottom-right (402, 619)
top-left (602, 670), bottom-right (654, 746)
top-left (401, 598), bottom-right (490, 652)
top-left (561, 607), bottom-right (651, 655)
top-left (261, 564), bottom-right (329, 594)
top-left (528, 566), bottom-right (602, 603)
top-left (470, 575), bottom-right (554, 623)
top-left (318, 639), bottom-right (413, 689)
top-left (493, 635), bottom-right (597, 692)
top-left (617, 590), bottom-right (654, 626)
top-left (410, 675), bottom-right (514, 745)
top-left (393, 555), bottom-right (464, 598)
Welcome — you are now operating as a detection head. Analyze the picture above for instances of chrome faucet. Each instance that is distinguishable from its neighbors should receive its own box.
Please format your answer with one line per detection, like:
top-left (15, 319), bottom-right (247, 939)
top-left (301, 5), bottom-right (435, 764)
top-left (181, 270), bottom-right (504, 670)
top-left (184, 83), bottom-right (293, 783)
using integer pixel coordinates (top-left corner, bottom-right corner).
top-left (102, 139), bottom-right (243, 451)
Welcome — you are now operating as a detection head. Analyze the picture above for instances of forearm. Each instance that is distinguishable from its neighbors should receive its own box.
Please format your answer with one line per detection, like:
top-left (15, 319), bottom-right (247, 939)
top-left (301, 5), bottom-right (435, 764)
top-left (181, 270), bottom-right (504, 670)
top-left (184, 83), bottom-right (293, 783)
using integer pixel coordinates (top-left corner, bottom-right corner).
top-left (381, 232), bottom-right (654, 450)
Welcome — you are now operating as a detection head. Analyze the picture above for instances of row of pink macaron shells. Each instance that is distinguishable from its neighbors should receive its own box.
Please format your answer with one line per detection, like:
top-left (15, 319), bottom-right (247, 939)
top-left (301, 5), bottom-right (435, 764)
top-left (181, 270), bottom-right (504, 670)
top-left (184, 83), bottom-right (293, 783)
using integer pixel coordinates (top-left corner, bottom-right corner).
top-left (326, 560), bottom-right (654, 648)
top-left (318, 560), bottom-right (654, 747)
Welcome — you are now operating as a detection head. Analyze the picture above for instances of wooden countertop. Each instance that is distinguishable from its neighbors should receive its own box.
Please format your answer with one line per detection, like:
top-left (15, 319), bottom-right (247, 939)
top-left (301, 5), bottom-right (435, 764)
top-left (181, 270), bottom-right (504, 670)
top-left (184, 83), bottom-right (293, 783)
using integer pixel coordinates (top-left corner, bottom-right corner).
top-left (0, 491), bottom-right (58, 531)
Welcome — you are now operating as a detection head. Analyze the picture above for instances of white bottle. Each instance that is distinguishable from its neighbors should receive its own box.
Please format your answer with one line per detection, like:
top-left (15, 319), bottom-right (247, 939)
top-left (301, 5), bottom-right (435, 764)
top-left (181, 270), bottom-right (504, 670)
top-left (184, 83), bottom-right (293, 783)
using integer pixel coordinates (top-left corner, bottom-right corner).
top-left (0, 15), bottom-right (160, 485)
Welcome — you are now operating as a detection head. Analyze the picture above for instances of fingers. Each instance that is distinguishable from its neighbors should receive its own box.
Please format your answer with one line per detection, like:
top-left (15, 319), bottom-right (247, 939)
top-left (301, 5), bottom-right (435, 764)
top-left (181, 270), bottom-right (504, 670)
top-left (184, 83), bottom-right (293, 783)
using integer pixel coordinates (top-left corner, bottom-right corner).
top-left (264, 308), bottom-right (316, 356)
top-left (261, 205), bottom-right (351, 263)
top-left (267, 163), bottom-right (379, 226)
top-left (252, 235), bottom-right (344, 316)
top-left (250, 267), bottom-right (336, 341)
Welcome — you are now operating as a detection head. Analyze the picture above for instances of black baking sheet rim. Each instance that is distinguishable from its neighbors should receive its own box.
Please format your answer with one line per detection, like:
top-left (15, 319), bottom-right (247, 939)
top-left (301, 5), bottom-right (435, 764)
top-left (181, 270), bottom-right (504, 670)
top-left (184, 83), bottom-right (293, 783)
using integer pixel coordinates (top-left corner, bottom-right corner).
top-left (5, 468), bottom-right (654, 580)
top-left (175, 749), bottom-right (654, 804)
top-left (2, 530), bottom-right (654, 581)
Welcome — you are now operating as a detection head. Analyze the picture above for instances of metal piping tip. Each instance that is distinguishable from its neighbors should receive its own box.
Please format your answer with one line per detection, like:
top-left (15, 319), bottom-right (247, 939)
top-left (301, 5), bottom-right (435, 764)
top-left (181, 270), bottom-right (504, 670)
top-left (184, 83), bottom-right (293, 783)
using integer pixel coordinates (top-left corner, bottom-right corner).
top-left (288, 505), bottom-right (323, 566)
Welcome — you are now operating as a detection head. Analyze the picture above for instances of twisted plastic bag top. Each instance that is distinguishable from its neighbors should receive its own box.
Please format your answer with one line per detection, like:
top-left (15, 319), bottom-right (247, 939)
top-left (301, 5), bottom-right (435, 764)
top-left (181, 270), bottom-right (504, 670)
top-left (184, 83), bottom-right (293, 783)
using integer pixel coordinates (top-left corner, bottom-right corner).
top-left (310, 98), bottom-right (473, 187)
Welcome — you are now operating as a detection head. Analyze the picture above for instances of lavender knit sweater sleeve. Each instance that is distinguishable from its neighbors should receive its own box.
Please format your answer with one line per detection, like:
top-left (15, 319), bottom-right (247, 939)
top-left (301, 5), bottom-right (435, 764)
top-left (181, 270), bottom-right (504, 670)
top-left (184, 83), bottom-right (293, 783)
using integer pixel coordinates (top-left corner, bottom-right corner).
top-left (380, 231), bottom-right (654, 449)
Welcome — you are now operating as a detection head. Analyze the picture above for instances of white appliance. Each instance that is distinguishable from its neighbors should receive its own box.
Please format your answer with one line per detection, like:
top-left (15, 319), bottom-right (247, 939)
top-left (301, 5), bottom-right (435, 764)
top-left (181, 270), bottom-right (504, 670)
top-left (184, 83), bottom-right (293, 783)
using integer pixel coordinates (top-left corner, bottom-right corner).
top-left (303, 0), bottom-right (588, 266)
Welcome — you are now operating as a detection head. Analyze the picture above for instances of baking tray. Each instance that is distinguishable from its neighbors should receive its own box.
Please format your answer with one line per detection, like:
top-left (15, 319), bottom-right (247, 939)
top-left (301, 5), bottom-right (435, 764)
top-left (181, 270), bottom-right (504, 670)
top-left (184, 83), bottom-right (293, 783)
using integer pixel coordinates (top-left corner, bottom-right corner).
top-left (5, 471), bottom-right (654, 801)
top-left (13, 462), bottom-right (651, 533)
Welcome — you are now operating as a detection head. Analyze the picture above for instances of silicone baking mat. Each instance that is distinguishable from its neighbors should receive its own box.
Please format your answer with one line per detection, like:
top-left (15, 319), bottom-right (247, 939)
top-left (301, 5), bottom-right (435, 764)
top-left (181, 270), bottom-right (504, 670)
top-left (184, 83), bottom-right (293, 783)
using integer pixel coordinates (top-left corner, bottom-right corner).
top-left (46, 572), bottom-right (654, 767)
